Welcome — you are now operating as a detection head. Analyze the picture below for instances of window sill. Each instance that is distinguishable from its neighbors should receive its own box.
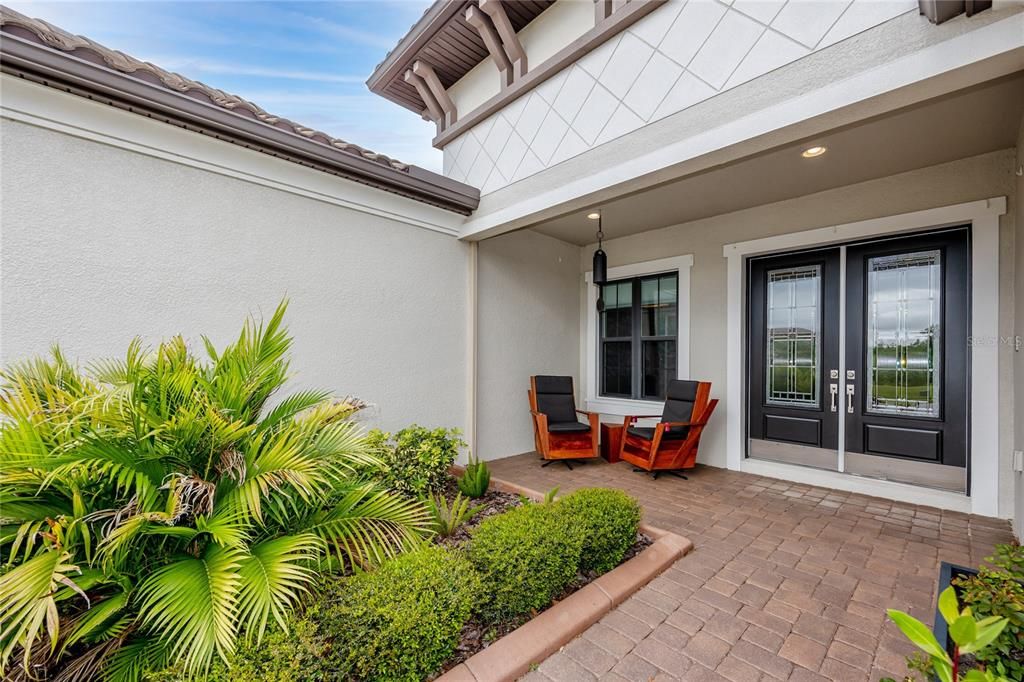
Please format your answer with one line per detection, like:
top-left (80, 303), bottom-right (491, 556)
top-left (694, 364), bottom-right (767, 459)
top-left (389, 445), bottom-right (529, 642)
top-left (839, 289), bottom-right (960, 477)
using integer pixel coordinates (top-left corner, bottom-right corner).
top-left (586, 397), bottom-right (664, 418)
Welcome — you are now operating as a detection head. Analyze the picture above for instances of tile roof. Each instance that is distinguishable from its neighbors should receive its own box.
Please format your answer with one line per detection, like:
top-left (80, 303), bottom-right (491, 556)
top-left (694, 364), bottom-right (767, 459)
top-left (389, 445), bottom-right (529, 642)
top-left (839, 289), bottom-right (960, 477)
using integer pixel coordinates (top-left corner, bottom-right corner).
top-left (0, 5), bottom-right (410, 172)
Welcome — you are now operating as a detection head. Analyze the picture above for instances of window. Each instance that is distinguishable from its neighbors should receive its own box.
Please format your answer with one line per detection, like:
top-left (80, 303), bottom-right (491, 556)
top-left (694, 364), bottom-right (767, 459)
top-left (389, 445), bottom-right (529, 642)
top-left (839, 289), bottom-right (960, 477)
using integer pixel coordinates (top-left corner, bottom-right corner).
top-left (765, 265), bottom-right (821, 407)
top-left (599, 273), bottom-right (678, 400)
top-left (866, 250), bottom-right (941, 416)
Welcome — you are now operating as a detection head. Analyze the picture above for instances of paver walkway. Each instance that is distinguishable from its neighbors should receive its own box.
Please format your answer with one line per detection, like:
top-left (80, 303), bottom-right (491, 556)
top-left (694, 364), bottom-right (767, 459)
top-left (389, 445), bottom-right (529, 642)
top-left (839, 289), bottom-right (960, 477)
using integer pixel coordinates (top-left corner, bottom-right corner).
top-left (488, 454), bottom-right (1014, 682)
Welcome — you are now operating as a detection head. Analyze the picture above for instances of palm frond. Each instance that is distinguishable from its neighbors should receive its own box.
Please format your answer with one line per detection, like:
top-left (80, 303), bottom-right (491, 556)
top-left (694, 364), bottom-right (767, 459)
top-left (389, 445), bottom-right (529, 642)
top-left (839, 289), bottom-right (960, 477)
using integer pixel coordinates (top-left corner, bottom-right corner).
top-left (137, 544), bottom-right (243, 675)
top-left (60, 591), bottom-right (130, 653)
top-left (302, 419), bottom-right (382, 476)
top-left (99, 635), bottom-right (170, 682)
top-left (257, 389), bottom-right (332, 434)
top-left (194, 504), bottom-right (250, 548)
top-left (308, 484), bottom-right (432, 568)
top-left (229, 429), bottom-right (333, 523)
top-left (43, 438), bottom-right (165, 508)
top-left (236, 534), bottom-right (322, 642)
top-left (0, 550), bottom-right (84, 672)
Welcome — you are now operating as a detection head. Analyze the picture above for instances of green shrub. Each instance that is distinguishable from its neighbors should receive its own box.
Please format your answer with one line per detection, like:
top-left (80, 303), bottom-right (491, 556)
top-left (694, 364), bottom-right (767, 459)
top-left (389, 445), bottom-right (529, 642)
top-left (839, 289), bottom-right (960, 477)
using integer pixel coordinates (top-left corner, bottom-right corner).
top-left (159, 611), bottom-right (332, 682)
top-left (468, 503), bottom-right (583, 621)
top-left (0, 301), bottom-right (432, 681)
top-left (368, 425), bottom-right (465, 496)
top-left (328, 546), bottom-right (481, 682)
top-left (457, 452), bottom-right (491, 498)
top-left (557, 488), bottom-right (642, 575)
top-left (952, 544), bottom-right (1024, 682)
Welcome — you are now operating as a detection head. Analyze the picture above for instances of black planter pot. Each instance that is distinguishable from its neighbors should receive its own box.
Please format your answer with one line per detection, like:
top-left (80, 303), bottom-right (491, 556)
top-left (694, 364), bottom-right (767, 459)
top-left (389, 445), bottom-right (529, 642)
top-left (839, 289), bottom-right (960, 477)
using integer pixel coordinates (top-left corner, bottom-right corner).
top-left (934, 561), bottom-right (978, 659)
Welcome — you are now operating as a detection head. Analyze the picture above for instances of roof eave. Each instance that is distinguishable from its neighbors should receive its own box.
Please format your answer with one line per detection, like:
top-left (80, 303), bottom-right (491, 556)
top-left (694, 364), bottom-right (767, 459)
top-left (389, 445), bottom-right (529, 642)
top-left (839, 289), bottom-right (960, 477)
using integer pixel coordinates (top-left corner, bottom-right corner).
top-left (366, 0), bottom-right (456, 107)
top-left (1, 32), bottom-right (480, 214)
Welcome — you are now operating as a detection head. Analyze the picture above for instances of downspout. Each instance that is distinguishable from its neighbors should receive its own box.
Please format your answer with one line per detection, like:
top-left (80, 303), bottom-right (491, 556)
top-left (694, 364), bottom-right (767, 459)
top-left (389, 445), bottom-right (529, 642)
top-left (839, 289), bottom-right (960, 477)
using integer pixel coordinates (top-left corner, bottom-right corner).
top-left (467, 240), bottom-right (479, 462)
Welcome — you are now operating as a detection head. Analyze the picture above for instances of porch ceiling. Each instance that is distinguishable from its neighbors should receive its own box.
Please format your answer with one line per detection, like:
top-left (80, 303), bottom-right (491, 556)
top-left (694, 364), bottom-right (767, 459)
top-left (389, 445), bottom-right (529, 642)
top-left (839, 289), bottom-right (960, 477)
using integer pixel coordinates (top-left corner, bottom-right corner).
top-left (528, 72), bottom-right (1024, 246)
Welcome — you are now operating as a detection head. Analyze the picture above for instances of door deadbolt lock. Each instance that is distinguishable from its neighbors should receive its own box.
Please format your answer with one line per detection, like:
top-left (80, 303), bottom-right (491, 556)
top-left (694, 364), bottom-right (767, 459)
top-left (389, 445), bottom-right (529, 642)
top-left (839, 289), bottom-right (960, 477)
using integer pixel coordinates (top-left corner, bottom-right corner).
top-left (846, 370), bottom-right (856, 380)
top-left (829, 369), bottom-right (839, 379)
top-left (846, 384), bottom-right (855, 413)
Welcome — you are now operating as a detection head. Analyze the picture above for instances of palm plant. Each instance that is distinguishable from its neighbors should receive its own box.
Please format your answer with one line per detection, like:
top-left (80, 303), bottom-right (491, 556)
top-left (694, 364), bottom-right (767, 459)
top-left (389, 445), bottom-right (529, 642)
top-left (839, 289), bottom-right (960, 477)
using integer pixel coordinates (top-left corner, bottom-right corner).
top-left (0, 301), bottom-right (433, 681)
top-left (424, 492), bottom-right (484, 537)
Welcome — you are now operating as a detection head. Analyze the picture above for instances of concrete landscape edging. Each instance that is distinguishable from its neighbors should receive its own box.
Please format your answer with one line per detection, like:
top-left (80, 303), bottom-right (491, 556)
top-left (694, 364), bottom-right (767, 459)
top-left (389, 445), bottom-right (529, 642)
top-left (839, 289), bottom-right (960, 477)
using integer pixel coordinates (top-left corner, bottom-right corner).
top-left (438, 473), bottom-right (694, 682)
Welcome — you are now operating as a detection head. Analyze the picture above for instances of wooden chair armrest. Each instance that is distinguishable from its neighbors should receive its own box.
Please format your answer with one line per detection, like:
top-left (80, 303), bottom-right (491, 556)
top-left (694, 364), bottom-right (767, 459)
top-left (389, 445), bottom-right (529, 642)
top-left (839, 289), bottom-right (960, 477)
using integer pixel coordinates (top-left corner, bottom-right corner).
top-left (575, 408), bottom-right (597, 417)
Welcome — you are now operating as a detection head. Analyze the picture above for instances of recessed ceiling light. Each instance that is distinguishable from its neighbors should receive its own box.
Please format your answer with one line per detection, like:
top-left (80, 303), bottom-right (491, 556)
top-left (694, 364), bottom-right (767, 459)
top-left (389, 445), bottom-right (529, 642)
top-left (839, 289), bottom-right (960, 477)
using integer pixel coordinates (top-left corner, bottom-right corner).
top-left (587, 212), bottom-right (601, 220)
top-left (802, 146), bottom-right (827, 158)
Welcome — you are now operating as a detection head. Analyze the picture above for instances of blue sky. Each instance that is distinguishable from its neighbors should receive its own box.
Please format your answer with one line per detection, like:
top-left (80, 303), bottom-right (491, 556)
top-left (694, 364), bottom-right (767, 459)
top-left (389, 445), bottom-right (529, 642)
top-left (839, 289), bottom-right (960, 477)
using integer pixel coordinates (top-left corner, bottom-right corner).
top-left (6, 1), bottom-right (443, 169)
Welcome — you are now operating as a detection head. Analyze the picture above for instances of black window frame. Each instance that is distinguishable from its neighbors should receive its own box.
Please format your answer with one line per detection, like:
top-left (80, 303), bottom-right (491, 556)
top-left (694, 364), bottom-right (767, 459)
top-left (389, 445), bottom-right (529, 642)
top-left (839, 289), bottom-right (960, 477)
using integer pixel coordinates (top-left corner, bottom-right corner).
top-left (599, 272), bottom-right (678, 401)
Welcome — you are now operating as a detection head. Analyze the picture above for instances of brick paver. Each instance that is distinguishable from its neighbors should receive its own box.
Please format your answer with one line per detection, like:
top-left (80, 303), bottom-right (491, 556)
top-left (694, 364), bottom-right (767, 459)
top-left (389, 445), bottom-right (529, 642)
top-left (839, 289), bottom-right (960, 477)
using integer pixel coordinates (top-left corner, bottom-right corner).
top-left (488, 454), bottom-right (1014, 682)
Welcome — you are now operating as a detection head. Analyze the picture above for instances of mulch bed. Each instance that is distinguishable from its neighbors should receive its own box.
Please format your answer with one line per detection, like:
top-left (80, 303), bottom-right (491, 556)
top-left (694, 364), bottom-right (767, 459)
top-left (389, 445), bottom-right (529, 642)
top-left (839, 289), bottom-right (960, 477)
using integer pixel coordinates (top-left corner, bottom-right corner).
top-left (429, 481), bottom-right (653, 676)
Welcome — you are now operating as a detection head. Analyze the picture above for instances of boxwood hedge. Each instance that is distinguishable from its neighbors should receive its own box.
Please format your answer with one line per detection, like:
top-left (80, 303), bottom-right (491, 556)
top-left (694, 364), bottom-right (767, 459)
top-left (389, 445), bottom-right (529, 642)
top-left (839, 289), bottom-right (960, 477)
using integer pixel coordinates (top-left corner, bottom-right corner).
top-left (556, 488), bottom-right (641, 574)
top-left (467, 502), bottom-right (584, 621)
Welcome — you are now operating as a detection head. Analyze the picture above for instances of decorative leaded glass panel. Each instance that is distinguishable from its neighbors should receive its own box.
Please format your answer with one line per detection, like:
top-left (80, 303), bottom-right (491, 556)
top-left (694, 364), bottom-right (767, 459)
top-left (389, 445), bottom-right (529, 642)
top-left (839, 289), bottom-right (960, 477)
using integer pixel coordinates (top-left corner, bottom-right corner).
top-left (867, 250), bottom-right (941, 416)
top-left (766, 266), bottom-right (820, 406)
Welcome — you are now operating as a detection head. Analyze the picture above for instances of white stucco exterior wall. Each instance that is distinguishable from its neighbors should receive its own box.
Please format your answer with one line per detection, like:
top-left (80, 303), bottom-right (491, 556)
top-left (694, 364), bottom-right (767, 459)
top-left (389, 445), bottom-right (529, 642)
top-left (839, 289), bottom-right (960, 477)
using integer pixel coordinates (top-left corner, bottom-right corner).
top-left (476, 229), bottom-right (581, 460)
top-left (576, 149), bottom-right (1019, 519)
top-left (0, 108), bottom-right (471, 436)
top-left (442, 0), bottom-right (936, 195)
top-left (445, 0), bottom-right (594, 125)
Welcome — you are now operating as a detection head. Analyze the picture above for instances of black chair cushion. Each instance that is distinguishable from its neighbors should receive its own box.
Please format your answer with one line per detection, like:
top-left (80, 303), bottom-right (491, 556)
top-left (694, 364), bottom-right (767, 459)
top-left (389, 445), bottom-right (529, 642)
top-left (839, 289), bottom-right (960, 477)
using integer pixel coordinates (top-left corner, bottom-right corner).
top-left (662, 380), bottom-right (699, 425)
top-left (627, 425), bottom-right (687, 441)
top-left (534, 375), bottom-right (578, 424)
top-left (548, 421), bottom-right (591, 434)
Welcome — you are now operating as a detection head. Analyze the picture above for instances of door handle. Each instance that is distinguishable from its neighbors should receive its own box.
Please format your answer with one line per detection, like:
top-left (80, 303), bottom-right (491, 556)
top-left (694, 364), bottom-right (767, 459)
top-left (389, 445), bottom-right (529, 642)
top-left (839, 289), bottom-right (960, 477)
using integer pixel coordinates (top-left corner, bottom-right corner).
top-left (829, 383), bottom-right (838, 412)
top-left (846, 384), bottom-right (855, 414)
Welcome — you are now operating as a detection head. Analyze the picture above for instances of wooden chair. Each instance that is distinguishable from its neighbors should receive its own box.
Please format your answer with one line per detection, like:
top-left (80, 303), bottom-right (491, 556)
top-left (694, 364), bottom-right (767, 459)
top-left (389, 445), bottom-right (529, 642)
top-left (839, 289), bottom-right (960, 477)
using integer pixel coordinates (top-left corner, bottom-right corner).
top-left (528, 375), bottom-right (599, 469)
top-left (619, 380), bottom-right (718, 479)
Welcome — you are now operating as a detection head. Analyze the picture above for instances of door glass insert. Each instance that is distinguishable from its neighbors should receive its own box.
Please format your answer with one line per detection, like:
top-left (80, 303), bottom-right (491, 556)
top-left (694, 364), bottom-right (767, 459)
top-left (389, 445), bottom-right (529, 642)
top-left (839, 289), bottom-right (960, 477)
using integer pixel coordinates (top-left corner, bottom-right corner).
top-left (766, 265), bottom-right (821, 406)
top-left (866, 250), bottom-right (941, 416)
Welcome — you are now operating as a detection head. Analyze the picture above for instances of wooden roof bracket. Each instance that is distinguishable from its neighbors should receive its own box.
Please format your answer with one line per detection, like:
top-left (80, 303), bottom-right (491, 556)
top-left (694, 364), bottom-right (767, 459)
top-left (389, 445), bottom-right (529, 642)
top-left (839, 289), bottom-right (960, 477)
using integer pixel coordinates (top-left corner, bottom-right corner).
top-left (478, 0), bottom-right (527, 81)
top-left (404, 68), bottom-right (445, 134)
top-left (465, 4), bottom-right (513, 89)
top-left (412, 60), bottom-right (457, 128)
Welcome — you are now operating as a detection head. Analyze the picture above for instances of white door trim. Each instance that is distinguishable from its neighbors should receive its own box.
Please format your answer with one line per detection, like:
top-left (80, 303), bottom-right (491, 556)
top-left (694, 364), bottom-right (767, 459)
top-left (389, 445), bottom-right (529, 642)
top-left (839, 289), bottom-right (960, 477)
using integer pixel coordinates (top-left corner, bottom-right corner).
top-left (724, 197), bottom-right (1006, 517)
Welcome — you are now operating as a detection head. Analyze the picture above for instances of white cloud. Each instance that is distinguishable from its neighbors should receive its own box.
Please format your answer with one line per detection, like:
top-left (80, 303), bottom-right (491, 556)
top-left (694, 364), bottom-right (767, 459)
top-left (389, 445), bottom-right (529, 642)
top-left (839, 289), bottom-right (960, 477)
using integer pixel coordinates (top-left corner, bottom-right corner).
top-left (149, 57), bottom-right (366, 84)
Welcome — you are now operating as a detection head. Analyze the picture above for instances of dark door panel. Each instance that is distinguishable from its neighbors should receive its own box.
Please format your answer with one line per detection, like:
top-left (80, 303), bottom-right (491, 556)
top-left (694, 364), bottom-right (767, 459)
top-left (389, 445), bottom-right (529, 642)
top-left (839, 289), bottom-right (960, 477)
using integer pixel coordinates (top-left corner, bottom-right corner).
top-left (764, 415), bottom-right (821, 446)
top-left (748, 248), bottom-right (841, 459)
top-left (845, 228), bottom-right (969, 470)
top-left (863, 424), bottom-right (942, 461)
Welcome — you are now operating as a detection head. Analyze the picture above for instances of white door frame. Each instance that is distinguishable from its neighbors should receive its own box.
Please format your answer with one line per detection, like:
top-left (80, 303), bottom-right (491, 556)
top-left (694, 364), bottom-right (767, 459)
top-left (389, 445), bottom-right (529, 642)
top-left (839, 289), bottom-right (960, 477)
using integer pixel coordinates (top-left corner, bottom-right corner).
top-left (724, 197), bottom-right (1006, 517)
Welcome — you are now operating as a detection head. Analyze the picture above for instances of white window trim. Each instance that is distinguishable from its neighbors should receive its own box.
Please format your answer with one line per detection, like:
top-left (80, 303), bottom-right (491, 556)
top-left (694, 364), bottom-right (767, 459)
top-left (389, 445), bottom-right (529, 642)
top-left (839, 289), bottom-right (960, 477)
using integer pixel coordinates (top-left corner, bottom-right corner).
top-left (582, 255), bottom-right (693, 416)
top-left (723, 197), bottom-right (1006, 518)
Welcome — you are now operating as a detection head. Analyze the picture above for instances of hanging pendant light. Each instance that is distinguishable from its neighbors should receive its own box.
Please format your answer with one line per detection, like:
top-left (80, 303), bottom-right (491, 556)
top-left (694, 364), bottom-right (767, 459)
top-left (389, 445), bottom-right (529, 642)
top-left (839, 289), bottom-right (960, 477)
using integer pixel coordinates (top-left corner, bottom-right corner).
top-left (589, 211), bottom-right (607, 311)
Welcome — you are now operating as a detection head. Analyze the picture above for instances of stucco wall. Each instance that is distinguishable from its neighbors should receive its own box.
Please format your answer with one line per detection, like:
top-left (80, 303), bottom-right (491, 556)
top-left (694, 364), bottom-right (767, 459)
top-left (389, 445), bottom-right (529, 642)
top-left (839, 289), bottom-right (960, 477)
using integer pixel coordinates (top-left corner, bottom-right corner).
top-left (446, 0), bottom-right (593, 122)
top-left (577, 149), bottom-right (1018, 518)
top-left (0, 118), bottom-right (471, 435)
top-left (476, 229), bottom-right (581, 460)
top-left (442, 0), bottom-right (928, 194)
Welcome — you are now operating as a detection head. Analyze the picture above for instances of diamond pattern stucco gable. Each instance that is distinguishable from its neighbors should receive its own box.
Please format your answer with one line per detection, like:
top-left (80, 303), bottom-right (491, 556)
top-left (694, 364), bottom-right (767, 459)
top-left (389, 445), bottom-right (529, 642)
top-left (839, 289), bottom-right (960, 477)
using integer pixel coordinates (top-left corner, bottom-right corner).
top-left (601, 32), bottom-right (655, 99)
top-left (441, 0), bottom-right (918, 196)
top-left (623, 51), bottom-right (684, 122)
top-left (688, 10), bottom-right (766, 89)
top-left (771, 0), bottom-right (853, 49)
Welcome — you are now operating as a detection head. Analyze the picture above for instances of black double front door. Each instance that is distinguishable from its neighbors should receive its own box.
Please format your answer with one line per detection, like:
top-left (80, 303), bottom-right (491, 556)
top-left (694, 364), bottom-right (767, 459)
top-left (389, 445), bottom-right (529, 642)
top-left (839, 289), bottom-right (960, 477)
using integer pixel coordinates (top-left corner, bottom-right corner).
top-left (746, 227), bottom-right (970, 491)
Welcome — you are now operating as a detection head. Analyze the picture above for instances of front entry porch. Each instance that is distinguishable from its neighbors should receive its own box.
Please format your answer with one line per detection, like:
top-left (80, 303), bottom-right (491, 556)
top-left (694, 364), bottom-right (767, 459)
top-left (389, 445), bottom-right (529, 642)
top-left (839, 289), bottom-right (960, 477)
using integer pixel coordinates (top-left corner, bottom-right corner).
top-left (489, 454), bottom-right (1014, 681)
